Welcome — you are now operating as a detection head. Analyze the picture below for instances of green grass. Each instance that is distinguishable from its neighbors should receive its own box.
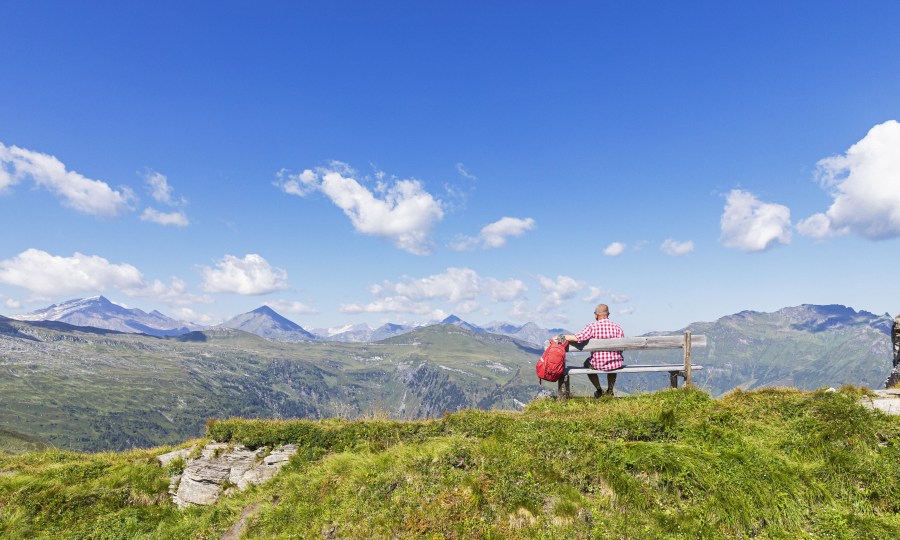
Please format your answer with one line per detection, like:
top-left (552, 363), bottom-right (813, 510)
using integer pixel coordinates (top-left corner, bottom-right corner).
top-left (1, 387), bottom-right (898, 539)
top-left (0, 429), bottom-right (49, 455)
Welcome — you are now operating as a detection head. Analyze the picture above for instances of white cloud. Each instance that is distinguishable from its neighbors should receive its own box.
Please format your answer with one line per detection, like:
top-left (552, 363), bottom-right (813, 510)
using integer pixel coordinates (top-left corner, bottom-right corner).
top-left (391, 267), bottom-right (481, 302)
top-left (451, 217), bottom-right (536, 251)
top-left (200, 254), bottom-right (288, 295)
top-left (140, 171), bottom-right (189, 226)
top-left (171, 307), bottom-right (216, 325)
top-left (265, 299), bottom-right (318, 315)
top-left (0, 142), bottom-right (133, 216)
top-left (4, 298), bottom-right (22, 310)
top-left (798, 120), bottom-right (900, 240)
top-left (381, 267), bottom-right (527, 304)
top-left (346, 268), bottom-right (528, 317)
top-left (339, 295), bottom-right (437, 316)
top-left (448, 236), bottom-right (480, 252)
top-left (456, 163), bottom-right (477, 180)
top-left (276, 168), bottom-right (319, 197)
top-left (480, 217), bottom-right (535, 248)
top-left (0, 249), bottom-right (209, 306)
top-left (0, 249), bottom-right (144, 296)
top-left (583, 286), bottom-right (606, 302)
top-left (619, 307), bottom-right (636, 315)
top-left (141, 208), bottom-right (190, 226)
top-left (124, 276), bottom-right (212, 306)
top-left (720, 189), bottom-right (791, 252)
top-left (454, 300), bottom-right (481, 315)
top-left (145, 171), bottom-right (175, 204)
top-left (483, 277), bottom-right (528, 302)
top-left (603, 242), bottom-right (626, 256)
top-left (610, 294), bottom-right (630, 304)
top-left (660, 239), bottom-right (694, 256)
top-left (276, 163), bottom-right (445, 255)
top-left (509, 301), bottom-right (534, 321)
top-left (538, 274), bottom-right (583, 310)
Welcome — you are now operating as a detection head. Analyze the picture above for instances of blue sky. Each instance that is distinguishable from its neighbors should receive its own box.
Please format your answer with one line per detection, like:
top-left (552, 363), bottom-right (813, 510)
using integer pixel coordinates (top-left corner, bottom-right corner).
top-left (1, 1), bottom-right (899, 335)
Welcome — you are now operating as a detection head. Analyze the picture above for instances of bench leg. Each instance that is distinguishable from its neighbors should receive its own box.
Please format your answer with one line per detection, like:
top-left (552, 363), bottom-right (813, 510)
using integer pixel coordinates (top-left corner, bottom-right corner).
top-left (557, 375), bottom-right (570, 400)
top-left (669, 371), bottom-right (679, 389)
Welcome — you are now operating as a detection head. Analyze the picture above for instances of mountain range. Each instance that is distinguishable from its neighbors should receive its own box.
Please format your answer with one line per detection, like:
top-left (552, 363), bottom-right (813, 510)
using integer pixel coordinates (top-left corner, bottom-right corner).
top-left (11, 296), bottom-right (202, 337)
top-left (1, 301), bottom-right (895, 452)
top-left (8, 296), bottom-right (566, 346)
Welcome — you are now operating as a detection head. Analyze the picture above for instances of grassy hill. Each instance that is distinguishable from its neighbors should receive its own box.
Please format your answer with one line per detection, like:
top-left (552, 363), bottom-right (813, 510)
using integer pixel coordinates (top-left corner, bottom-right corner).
top-left (0, 428), bottom-right (49, 455)
top-left (0, 319), bottom-right (544, 452)
top-left (0, 387), bottom-right (898, 539)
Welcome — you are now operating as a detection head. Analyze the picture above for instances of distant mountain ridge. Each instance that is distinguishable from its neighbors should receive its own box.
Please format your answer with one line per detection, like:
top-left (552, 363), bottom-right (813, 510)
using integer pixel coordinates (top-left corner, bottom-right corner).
top-left (628, 303), bottom-right (894, 396)
top-left (12, 296), bottom-right (201, 337)
top-left (217, 305), bottom-right (316, 342)
top-left (9, 298), bottom-right (565, 345)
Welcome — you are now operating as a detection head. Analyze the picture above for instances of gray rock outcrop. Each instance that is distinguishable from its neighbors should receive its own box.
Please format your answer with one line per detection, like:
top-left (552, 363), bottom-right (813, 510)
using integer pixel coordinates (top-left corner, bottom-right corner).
top-left (159, 442), bottom-right (298, 508)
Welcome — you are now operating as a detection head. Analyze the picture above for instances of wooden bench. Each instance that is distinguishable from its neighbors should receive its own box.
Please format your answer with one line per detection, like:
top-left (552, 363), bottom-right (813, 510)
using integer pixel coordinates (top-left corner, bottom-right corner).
top-left (557, 332), bottom-right (707, 399)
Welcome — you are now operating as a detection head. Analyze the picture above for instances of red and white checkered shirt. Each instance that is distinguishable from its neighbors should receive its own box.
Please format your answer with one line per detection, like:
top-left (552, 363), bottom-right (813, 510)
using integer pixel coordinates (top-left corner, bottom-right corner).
top-left (574, 318), bottom-right (624, 370)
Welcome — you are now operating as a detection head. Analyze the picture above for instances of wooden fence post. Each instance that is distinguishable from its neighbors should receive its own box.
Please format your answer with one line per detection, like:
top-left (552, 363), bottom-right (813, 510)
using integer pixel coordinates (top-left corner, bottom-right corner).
top-left (683, 331), bottom-right (692, 387)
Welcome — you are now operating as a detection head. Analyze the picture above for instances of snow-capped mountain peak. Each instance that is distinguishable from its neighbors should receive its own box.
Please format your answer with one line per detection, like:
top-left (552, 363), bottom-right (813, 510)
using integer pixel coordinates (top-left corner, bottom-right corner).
top-left (12, 296), bottom-right (200, 337)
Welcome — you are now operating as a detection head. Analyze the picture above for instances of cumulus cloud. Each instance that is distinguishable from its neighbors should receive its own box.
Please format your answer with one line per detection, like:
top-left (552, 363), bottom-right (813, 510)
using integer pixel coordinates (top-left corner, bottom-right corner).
top-left (145, 171), bottom-right (176, 204)
top-left (603, 242), bottom-right (626, 256)
top-left (720, 189), bottom-right (791, 252)
top-left (454, 300), bottom-right (481, 315)
top-left (0, 249), bottom-right (210, 306)
top-left (346, 268), bottom-right (528, 317)
top-left (583, 286), bottom-right (606, 303)
top-left (538, 274), bottom-right (584, 310)
top-left (140, 170), bottom-right (189, 226)
top-left (340, 295), bottom-right (439, 317)
top-left (276, 163), bottom-right (445, 255)
top-left (140, 208), bottom-right (189, 226)
top-left (124, 276), bottom-right (212, 306)
top-left (482, 217), bottom-right (536, 247)
top-left (452, 217), bottom-right (536, 250)
top-left (0, 143), bottom-right (134, 216)
top-left (265, 299), bottom-right (318, 315)
top-left (0, 249), bottom-right (144, 296)
top-left (171, 307), bottom-right (216, 325)
top-left (4, 298), bottom-right (22, 310)
top-left (797, 120), bottom-right (900, 240)
top-left (276, 168), bottom-right (319, 197)
top-left (660, 239), bottom-right (694, 256)
top-left (383, 267), bottom-right (528, 304)
top-left (200, 254), bottom-right (288, 295)
top-left (509, 301), bottom-right (535, 321)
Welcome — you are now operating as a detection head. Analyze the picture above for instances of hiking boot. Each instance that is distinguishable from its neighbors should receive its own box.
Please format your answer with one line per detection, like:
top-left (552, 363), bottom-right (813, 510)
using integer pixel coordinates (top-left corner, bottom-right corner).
top-left (593, 388), bottom-right (604, 398)
top-left (606, 389), bottom-right (615, 397)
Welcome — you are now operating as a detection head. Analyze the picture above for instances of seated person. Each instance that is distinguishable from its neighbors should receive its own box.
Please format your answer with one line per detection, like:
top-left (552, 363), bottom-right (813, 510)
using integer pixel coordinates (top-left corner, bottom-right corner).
top-left (561, 304), bottom-right (624, 397)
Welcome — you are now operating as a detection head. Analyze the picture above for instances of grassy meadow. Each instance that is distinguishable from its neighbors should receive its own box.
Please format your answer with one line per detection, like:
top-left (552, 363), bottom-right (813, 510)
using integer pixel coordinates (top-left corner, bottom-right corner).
top-left (1, 386), bottom-right (898, 539)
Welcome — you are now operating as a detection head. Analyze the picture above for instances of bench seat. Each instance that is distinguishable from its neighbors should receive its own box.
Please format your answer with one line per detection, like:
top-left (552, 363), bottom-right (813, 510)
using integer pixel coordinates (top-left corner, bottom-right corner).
top-left (564, 364), bottom-right (704, 375)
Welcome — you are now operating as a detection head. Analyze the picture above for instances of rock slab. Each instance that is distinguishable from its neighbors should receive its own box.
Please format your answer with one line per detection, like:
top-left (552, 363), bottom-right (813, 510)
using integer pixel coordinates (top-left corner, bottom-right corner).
top-left (159, 442), bottom-right (298, 508)
top-left (862, 389), bottom-right (900, 416)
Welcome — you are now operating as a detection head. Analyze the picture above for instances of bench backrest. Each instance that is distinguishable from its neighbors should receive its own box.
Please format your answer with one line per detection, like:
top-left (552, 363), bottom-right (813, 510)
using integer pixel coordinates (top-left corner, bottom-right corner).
top-left (567, 334), bottom-right (707, 352)
top-left (567, 332), bottom-right (707, 386)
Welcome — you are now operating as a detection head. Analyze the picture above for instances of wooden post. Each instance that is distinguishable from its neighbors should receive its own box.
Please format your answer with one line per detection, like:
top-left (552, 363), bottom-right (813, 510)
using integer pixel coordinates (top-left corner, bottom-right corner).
top-left (557, 374), bottom-right (570, 400)
top-left (683, 331), bottom-right (692, 387)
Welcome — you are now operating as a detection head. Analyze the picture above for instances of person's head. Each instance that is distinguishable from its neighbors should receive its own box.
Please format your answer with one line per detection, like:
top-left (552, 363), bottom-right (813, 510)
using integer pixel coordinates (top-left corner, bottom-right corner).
top-left (594, 304), bottom-right (610, 320)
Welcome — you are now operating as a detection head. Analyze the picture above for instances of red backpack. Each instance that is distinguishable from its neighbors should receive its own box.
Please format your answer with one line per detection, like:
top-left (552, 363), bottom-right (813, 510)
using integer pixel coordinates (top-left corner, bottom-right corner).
top-left (536, 339), bottom-right (568, 384)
